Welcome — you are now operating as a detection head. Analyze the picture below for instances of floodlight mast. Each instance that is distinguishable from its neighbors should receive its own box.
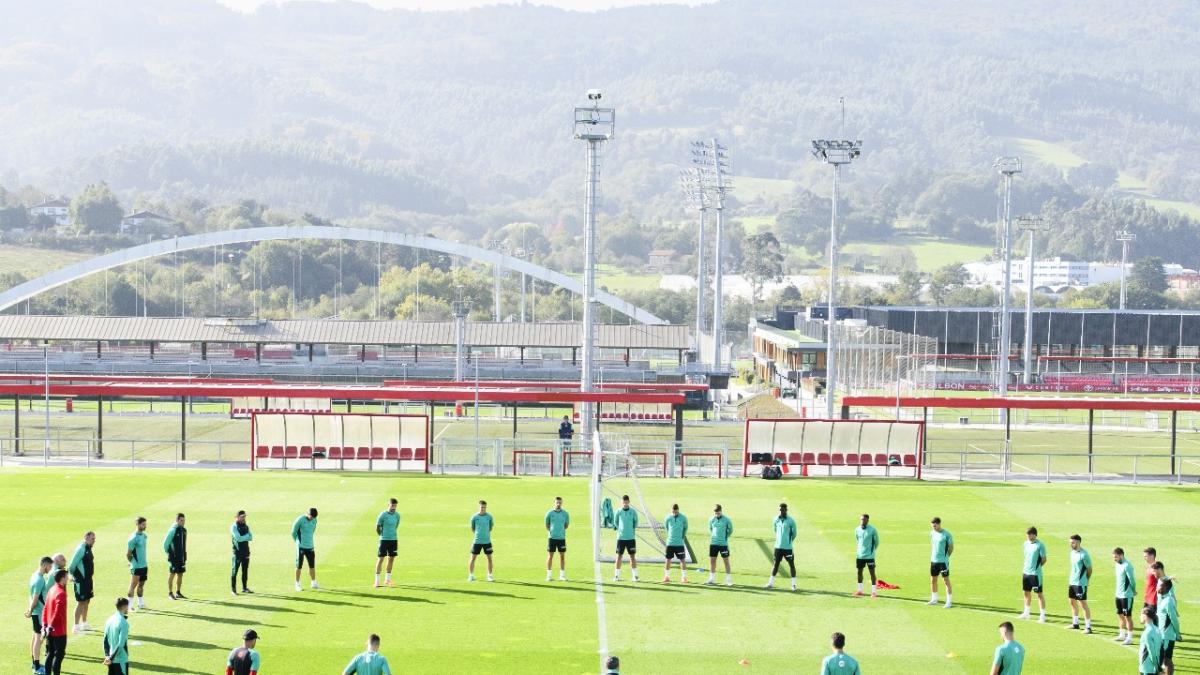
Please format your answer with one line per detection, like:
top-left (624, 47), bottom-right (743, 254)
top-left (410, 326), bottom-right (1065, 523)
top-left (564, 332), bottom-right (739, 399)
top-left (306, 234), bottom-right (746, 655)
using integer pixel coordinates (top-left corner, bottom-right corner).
top-left (1117, 230), bottom-right (1136, 310)
top-left (994, 156), bottom-right (1022, 401)
top-left (452, 286), bottom-right (471, 382)
top-left (811, 138), bottom-right (862, 418)
top-left (679, 168), bottom-right (710, 352)
top-left (692, 139), bottom-right (732, 372)
top-left (573, 92), bottom-right (615, 439)
top-left (1018, 216), bottom-right (1048, 385)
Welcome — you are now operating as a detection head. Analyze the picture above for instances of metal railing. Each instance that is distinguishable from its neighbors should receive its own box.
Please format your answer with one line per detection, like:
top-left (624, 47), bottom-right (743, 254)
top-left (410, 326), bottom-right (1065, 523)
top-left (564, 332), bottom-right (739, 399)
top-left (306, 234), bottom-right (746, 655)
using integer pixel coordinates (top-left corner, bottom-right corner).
top-left (923, 450), bottom-right (1198, 485)
top-left (432, 437), bottom-right (732, 478)
top-left (0, 436), bottom-right (244, 470)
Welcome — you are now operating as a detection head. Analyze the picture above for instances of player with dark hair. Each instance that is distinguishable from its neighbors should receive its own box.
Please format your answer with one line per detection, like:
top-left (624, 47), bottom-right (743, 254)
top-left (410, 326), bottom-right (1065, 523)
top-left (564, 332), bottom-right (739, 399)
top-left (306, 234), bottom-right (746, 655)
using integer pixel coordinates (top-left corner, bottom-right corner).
top-left (375, 498), bottom-right (400, 588)
top-left (26, 556), bottom-right (52, 674)
top-left (125, 517), bottom-right (148, 611)
top-left (292, 507), bottom-right (319, 591)
top-left (231, 511), bottom-right (253, 595)
top-left (1067, 534), bottom-right (1093, 633)
top-left (1019, 526), bottom-right (1046, 622)
top-left (68, 532), bottom-right (95, 633)
top-left (662, 503), bottom-right (689, 583)
top-left (102, 597), bottom-right (130, 675)
top-left (41, 569), bottom-right (69, 675)
top-left (164, 513), bottom-right (188, 600)
top-left (1142, 547), bottom-right (1159, 610)
top-left (468, 500), bottom-right (494, 582)
top-left (706, 504), bottom-right (733, 587)
top-left (765, 503), bottom-right (797, 591)
top-left (1157, 577), bottom-right (1179, 675)
top-left (604, 655), bottom-right (620, 674)
top-left (928, 517), bottom-right (954, 608)
top-left (226, 629), bottom-right (261, 675)
top-left (990, 621), bottom-right (1024, 674)
top-left (1113, 547), bottom-right (1136, 644)
top-left (820, 632), bottom-right (861, 674)
top-left (343, 633), bottom-right (391, 675)
top-left (1139, 606), bottom-right (1163, 675)
top-left (612, 495), bottom-right (639, 582)
top-left (545, 496), bottom-right (570, 582)
top-left (854, 514), bottom-right (879, 598)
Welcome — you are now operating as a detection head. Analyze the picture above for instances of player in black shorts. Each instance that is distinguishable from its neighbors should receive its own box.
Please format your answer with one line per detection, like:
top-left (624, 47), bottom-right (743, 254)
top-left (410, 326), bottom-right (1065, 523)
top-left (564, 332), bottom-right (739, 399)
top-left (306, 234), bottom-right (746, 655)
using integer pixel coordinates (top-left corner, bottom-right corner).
top-left (706, 504), bottom-right (734, 586)
top-left (612, 495), bottom-right (639, 582)
top-left (165, 513), bottom-right (188, 600)
top-left (26, 556), bottom-right (53, 674)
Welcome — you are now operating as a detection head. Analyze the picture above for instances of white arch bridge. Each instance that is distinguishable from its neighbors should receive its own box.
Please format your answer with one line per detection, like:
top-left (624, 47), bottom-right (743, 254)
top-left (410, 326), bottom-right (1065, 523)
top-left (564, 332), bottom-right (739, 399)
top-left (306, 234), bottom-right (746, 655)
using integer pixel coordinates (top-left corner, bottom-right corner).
top-left (0, 225), bottom-right (666, 325)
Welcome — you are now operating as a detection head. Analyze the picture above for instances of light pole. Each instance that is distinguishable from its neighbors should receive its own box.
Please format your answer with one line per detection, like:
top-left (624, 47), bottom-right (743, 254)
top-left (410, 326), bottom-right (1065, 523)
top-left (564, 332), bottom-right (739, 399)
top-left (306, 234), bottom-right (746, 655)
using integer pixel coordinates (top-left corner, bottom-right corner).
top-left (679, 167), bottom-right (709, 353)
top-left (812, 139), bottom-right (862, 418)
top-left (43, 340), bottom-right (50, 463)
top-left (994, 156), bottom-right (1022, 400)
top-left (452, 285), bottom-right (471, 382)
top-left (573, 90), bottom-right (615, 440)
top-left (692, 140), bottom-right (731, 371)
top-left (1018, 216), bottom-right (1048, 385)
top-left (1117, 230), bottom-right (1136, 310)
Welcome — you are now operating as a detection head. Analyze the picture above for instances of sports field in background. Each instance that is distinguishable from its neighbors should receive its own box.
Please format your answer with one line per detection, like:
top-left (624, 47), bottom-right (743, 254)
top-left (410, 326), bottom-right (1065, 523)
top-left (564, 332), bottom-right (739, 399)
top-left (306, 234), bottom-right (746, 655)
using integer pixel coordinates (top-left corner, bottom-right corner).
top-left (2, 470), bottom-right (1196, 674)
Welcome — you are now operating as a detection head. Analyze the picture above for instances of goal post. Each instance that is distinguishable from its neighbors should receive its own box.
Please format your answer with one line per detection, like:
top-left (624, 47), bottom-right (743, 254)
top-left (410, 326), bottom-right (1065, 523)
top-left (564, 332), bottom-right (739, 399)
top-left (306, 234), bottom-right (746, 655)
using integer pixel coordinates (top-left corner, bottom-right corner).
top-left (589, 432), bottom-right (694, 564)
top-left (680, 452), bottom-right (724, 478)
top-left (512, 449), bottom-right (554, 476)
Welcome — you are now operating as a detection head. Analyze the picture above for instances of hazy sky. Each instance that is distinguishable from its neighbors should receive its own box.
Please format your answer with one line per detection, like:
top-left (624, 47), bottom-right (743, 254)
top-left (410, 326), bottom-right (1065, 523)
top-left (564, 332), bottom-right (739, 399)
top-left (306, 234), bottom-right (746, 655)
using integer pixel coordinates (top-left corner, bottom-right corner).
top-left (219, 0), bottom-right (712, 11)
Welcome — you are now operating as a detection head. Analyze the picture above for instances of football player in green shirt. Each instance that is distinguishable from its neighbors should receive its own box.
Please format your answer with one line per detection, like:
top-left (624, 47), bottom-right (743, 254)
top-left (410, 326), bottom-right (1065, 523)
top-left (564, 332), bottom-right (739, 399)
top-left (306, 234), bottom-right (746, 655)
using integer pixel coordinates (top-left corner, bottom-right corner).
top-left (990, 621), bottom-right (1024, 674)
top-left (1113, 547), bottom-right (1137, 644)
top-left (125, 517), bottom-right (148, 611)
top-left (374, 498), bottom-right (400, 588)
top-left (1067, 534), bottom-right (1093, 633)
top-left (854, 514), bottom-right (879, 597)
top-left (820, 632), bottom-right (861, 675)
top-left (706, 504), bottom-right (733, 587)
top-left (612, 495), bottom-right (639, 582)
top-left (163, 513), bottom-right (187, 600)
top-left (766, 503), bottom-right (797, 591)
top-left (226, 629), bottom-right (262, 675)
top-left (68, 531), bottom-right (96, 634)
top-left (1157, 578), bottom-right (1179, 675)
top-left (1019, 526), bottom-right (1047, 622)
top-left (545, 496), bottom-right (570, 582)
top-left (343, 633), bottom-right (392, 675)
top-left (292, 507), bottom-right (319, 591)
top-left (468, 500), bottom-right (495, 582)
top-left (662, 503), bottom-right (689, 583)
top-left (928, 517), bottom-right (953, 608)
top-left (1139, 607), bottom-right (1163, 675)
top-left (26, 556), bottom-right (53, 674)
top-left (102, 597), bottom-right (131, 675)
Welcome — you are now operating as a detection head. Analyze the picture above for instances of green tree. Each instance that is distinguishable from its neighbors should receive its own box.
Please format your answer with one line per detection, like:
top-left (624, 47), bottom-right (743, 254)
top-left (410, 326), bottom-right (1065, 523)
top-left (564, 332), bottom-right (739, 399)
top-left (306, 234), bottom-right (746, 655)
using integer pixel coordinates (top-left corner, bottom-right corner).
top-left (928, 263), bottom-right (968, 305)
top-left (69, 182), bottom-right (124, 233)
top-left (1130, 256), bottom-right (1167, 294)
top-left (742, 231), bottom-right (785, 311)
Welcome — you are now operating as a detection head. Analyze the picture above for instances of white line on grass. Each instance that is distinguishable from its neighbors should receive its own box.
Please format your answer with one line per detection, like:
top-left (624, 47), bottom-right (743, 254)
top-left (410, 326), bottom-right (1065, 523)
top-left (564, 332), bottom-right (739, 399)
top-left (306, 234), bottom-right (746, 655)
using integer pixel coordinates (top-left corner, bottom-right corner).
top-left (591, 509), bottom-right (609, 674)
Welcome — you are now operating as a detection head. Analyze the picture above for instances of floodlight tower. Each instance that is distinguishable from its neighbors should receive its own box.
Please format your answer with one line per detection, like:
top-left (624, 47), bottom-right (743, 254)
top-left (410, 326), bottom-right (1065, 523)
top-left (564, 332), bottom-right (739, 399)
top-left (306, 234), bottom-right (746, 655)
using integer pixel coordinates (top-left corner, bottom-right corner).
top-left (811, 138), bottom-right (862, 418)
top-left (1018, 216), bottom-right (1048, 385)
top-left (680, 167), bottom-right (710, 350)
top-left (692, 139), bottom-right (732, 371)
top-left (1117, 230), bottom-right (1136, 310)
top-left (573, 90), bottom-right (615, 439)
top-left (452, 285), bottom-right (471, 381)
top-left (994, 156), bottom-right (1022, 399)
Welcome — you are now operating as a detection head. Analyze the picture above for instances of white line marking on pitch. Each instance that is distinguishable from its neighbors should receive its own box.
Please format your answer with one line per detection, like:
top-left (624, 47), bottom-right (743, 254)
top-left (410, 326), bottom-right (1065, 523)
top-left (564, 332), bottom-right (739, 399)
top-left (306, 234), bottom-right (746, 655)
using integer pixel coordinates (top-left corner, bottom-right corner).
top-left (592, 511), bottom-right (610, 672)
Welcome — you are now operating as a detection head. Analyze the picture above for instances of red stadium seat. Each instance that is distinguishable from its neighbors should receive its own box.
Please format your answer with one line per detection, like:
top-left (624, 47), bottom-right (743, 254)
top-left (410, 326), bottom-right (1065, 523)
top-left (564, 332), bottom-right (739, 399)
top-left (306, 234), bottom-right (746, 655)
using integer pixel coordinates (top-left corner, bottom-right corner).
top-left (299, 446), bottom-right (313, 458)
top-left (270, 446), bottom-right (284, 458)
top-left (857, 454), bottom-right (873, 466)
top-left (801, 452), bottom-right (816, 465)
top-left (830, 453), bottom-right (844, 466)
top-left (413, 447), bottom-right (428, 461)
top-left (285, 446), bottom-right (299, 459)
top-left (817, 452), bottom-right (831, 465)
top-left (400, 448), bottom-right (414, 460)
top-left (327, 447), bottom-right (342, 459)
top-left (786, 452), bottom-right (801, 464)
top-left (843, 453), bottom-right (859, 466)
top-left (357, 447), bottom-right (371, 460)
top-left (873, 453), bottom-right (888, 467)
top-left (370, 447), bottom-right (384, 460)
top-left (385, 448), bottom-right (399, 460)
top-left (256, 445), bottom-right (269, 458)
top-left (903, 454), bottom-right (917, 467)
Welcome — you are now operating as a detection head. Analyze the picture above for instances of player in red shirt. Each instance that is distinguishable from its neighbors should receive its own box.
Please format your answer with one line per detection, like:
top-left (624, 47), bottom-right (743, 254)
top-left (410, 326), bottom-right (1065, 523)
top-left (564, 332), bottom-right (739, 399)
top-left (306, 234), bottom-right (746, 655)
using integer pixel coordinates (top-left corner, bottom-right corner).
top-left (41, 569), bottom-right (69, 675)
top-left (1142, 547), bottom-right (1159, 609)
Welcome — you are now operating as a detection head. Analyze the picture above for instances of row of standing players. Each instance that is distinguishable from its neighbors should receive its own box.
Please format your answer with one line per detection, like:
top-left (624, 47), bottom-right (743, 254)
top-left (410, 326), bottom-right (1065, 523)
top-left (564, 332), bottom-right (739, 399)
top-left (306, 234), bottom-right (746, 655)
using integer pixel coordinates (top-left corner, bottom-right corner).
top-left (23, 498), bottom-right (1184, 675)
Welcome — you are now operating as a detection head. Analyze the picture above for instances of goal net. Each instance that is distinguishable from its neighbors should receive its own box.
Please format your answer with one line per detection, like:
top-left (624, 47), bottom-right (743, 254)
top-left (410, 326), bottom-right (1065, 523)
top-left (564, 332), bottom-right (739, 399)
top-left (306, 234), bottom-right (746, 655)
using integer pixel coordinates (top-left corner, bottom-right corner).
top-left (589, 432), bottom-right (695, 564)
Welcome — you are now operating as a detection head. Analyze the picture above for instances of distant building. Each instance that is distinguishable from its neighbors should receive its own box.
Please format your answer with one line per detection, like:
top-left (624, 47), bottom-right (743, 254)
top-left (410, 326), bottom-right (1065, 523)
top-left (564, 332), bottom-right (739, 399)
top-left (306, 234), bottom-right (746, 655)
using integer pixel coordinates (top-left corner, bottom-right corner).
top-left (965, 257), bottom-right (1192, 293)
top-left (1169, 273), bottom-right (1200, 297)
top-left (646, 249), bottom-right (676, 273)
top-left (29, 198), bottom-right (70, 227)
top-left (749, 308), bottom-right (827, 387)
top-left (120, 211), bottom-right (176, 235)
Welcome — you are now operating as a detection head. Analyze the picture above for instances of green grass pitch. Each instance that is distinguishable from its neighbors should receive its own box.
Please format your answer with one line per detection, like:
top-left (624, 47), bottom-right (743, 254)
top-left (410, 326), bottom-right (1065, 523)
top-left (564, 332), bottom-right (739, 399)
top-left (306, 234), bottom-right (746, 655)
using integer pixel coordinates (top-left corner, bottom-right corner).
top-left (1, 470), bottom-right (1196, 674)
